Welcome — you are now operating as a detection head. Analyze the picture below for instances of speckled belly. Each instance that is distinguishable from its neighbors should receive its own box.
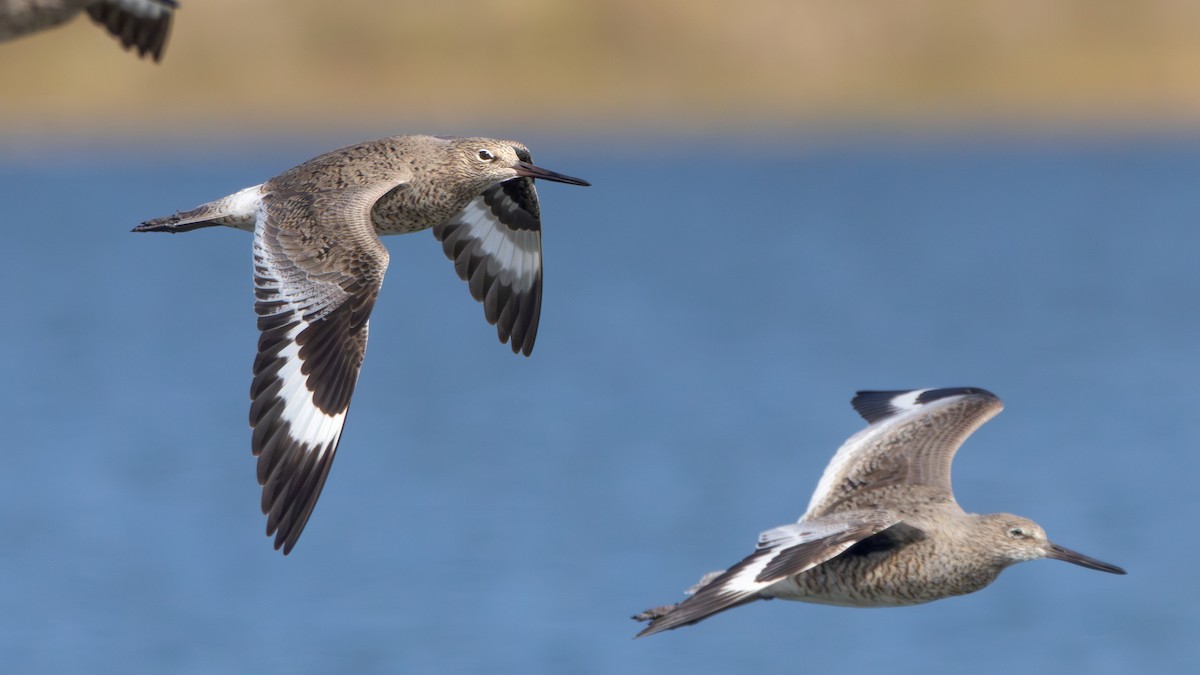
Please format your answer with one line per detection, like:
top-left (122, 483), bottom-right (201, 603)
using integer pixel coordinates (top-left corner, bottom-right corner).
top-left (370, 186), bottom-right (469, 236)
top-left (764, 554), bottom-right (995, 607)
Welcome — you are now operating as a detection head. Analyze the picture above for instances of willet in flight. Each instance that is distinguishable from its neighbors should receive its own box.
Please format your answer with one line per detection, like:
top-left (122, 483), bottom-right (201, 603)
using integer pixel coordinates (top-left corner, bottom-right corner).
top-left (0, 0), bottom-right (177, 62)
top-left (634, 387), bottom-right (1125, 637)
top-left (134, 135), bottom-right (589, 554)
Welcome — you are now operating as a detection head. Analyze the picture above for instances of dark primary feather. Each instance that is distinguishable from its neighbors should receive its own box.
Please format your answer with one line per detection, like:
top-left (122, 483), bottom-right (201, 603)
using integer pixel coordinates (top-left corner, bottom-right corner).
top-left (851, 387), bottom-right (998, 424)
top-left (634, 550), bottom-right (771, 637)
top-left (635, 515), bottom-right (896, 637)
top-left (841, 522), bottom-right (926, 557)
top-left (916, 387), bottom-right (994, 404)
top-left (756, 520), bottom-right (892, 581)
top-left (432, 177), bottom-right (543, 356)
top-left (85, 0), bottom-right (175, 62)
top-left (249, 187), bottom-right (389, 554)
top-left (489, 174), bottom-right (541, 230)
top-left (850, 390), bottom-right (913, 424)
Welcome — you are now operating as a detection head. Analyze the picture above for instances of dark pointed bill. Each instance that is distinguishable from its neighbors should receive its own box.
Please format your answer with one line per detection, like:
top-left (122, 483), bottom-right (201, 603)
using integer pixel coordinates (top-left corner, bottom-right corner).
top-left (1047, 543), bottom-right (1126, 574)
top-left (512, 161), bottom-right (591, 186)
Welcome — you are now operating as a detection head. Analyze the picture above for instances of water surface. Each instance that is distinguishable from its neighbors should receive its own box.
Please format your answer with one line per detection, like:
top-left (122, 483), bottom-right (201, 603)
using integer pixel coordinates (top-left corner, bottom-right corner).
top-left (0, 136), bottom-right (1195, 673)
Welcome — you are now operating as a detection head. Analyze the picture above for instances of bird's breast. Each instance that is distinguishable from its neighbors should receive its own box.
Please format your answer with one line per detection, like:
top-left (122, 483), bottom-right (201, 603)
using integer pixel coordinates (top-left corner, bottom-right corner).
top-left (369, 183), bottom-right (473, 236)
top-left (765, 541), bottom-right (1002, 607)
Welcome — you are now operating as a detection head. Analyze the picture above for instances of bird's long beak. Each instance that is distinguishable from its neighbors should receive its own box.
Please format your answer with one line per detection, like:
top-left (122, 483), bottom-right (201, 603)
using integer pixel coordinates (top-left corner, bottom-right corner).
top-left (1046, 542), bottom-right (1126, 574)
top-left (513, 161), bottom-right (591, 186)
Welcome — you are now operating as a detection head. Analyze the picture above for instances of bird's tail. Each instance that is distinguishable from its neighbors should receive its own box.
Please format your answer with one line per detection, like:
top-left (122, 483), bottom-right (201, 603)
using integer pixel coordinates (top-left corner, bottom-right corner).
top-left (133, 185), bottom-right (262, 234)
top-left (634, 515), bottom-right (902, 637)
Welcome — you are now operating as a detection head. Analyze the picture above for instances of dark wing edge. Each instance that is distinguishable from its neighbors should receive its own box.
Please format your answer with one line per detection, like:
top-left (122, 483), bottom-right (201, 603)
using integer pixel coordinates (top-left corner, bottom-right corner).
top-left (633, 514), bottom-right (897, 637)
top-left (851, 387), bottom-right (999, 425)
top-left (248, 190), bottom-right (389, 554)
top-left (86, 0), bottom-right (175, 62)
top-left (432, 178), bottom-right (543, 356)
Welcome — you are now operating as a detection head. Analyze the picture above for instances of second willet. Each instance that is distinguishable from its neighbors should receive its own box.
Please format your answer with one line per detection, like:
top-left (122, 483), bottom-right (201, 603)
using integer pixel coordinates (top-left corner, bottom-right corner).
top-left (634, 387), bottom-right (1125, 637)
top-left (134, 135), bottom-right (589, 554)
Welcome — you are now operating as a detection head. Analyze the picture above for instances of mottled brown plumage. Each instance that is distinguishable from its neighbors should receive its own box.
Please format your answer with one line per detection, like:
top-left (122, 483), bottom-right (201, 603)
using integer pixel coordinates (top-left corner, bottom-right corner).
top-left (635, 388), bottom-right (1125, 637)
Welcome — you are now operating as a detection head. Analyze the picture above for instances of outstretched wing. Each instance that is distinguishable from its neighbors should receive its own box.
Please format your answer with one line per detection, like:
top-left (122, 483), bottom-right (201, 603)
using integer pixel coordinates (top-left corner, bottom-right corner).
top-left (804, 387), bottom-right (1004, 518)
top-left (634, 512), bottom-right (899, 637)
top-left (85, 0), bottom-right (176, 62)
top-left (248, 185), bottom-right (392, 555)
top-left (431, 177), bottom-right (543, 356)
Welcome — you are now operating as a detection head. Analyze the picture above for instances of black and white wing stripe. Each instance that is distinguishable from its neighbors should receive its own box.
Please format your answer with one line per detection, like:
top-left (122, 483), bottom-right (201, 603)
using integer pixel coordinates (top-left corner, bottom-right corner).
top-left (85, 0), bottom-right (176, 62)
top-left (634, 512), bottom-right (899, 637)
top-left (432, 177), bottom-right (542, 356)
top-left (248, 188), bottom-right (390, 555)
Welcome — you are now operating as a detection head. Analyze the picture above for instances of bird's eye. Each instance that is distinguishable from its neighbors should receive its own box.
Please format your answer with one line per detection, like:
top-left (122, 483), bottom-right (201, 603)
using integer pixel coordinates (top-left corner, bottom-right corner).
top-left (477, 149), bottom-right (495, 161)
top-left (1008, 527), bottom-right (1027, 539)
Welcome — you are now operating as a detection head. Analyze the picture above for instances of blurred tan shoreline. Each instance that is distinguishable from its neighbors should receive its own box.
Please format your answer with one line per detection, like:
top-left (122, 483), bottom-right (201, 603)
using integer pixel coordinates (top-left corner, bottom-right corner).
top-left (2, 0), bottom-right (1199, 140)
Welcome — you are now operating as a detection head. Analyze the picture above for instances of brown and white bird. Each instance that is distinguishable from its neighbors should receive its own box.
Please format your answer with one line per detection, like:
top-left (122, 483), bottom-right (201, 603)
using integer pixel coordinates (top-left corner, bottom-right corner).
top-left (134, 135), bottom-right (589, 554)
top-left (634, 387), bottom-right (1125, 637)
top-left (0, 0), bottom-right (176, 62)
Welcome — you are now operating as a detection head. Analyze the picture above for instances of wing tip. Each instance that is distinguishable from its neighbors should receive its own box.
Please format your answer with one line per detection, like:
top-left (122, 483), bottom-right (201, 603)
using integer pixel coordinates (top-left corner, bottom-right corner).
top-left (86, 1), bottom-right (175, 62)
top-left (915, 386), bottom-right (997, 404)
top-left (631, 588), bottom-right (761, 638)
top-left (277, 534), bottom-right (296, 556)
top-left (265, 498), bottom-right (309, 557)
top-left (631, 605), bottom-right (678, 638)
top-left (851, 387), bottom-right (999, 423)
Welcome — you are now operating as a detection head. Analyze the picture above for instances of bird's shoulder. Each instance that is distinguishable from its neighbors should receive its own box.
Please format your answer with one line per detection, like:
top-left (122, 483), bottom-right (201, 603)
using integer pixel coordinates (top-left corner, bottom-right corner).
top-left (268, 139), bottom-right (416, 195)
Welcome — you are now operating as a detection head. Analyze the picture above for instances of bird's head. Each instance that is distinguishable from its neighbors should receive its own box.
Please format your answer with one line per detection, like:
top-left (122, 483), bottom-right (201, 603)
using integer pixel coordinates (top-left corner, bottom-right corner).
top-left (446, 138), bottom-right (590, 191)
top-left (983, 513), bottom-right (1126, 575)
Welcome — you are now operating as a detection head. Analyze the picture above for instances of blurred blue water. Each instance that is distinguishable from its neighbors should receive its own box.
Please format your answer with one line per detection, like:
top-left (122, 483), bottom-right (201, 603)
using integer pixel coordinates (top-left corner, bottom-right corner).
top-left (0, 135), bottom-right (1196, 673)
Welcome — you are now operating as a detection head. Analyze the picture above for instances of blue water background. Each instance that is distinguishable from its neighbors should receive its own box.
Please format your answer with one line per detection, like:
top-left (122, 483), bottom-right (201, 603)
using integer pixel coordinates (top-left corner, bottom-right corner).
top-left (0, 134), bottom-right (1196, 673)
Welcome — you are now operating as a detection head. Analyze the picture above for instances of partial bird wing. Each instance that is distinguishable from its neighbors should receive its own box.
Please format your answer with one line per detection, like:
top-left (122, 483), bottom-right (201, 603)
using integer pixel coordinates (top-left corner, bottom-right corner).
top-left (634, 511), bottom-right (899, 637)
top-left (86, 0), bottom-right (176, 62)
top-left (248, 181), bottom-right (397, 555)
top-left (432, 176), bottom-right (543, 356)
top-left (803, 387), bottom-right (1004, 518)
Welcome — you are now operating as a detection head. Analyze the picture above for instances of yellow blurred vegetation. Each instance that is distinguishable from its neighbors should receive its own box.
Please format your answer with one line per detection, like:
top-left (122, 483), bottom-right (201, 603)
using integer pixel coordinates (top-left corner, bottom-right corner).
top-left (2, 0), bottom-right (1200, 138)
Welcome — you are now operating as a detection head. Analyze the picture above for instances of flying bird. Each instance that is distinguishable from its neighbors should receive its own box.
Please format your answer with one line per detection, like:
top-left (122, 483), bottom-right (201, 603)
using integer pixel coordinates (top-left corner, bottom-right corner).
top-left (634, 387), bottom-right (1125, 637)
top-left (135, 135), bottom-right (589, 554)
